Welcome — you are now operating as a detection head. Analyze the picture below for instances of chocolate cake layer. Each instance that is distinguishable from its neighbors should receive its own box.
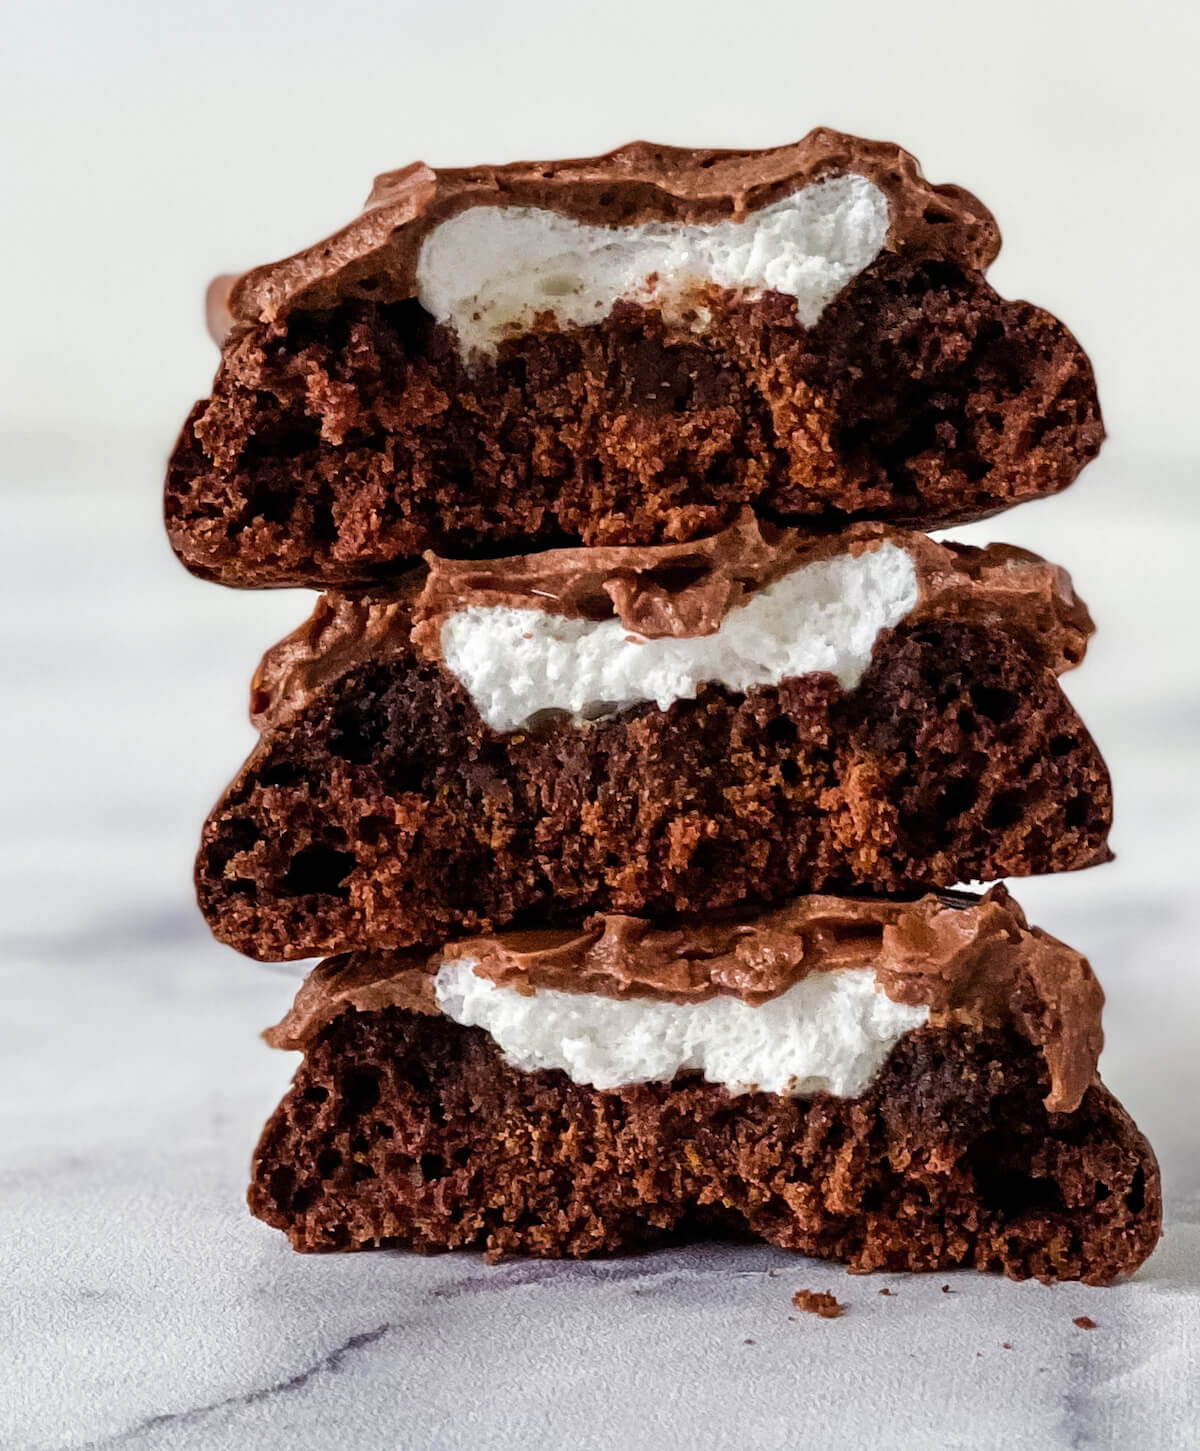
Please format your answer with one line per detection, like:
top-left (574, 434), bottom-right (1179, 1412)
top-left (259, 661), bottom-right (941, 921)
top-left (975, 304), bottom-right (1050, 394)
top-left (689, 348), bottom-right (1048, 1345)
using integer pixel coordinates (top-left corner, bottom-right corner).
top-left (249, 1014), bottom-right (1158, 1283)
top-left (165, 130), bottom-right (1102, 588)
top-left (198, 600), bottom-right (1111, 958)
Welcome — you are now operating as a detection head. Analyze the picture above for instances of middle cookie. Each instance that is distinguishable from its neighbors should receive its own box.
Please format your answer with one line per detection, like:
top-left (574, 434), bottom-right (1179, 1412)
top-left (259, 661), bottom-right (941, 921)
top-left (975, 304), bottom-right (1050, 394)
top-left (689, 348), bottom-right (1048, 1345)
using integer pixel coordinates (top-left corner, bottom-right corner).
top-left (198, 515), bottom-right (1111, 960)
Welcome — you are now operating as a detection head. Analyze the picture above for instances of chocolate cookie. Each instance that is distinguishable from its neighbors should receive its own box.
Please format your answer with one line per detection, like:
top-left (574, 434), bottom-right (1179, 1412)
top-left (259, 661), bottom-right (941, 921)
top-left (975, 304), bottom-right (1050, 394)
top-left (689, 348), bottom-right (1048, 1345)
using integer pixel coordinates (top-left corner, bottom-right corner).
top-left (198, 523), bottom-right (1110, 959)
top-left (249, 891), bottom-right (1159, 1282)
top-left (165, 130), bottom-right (1102, 588)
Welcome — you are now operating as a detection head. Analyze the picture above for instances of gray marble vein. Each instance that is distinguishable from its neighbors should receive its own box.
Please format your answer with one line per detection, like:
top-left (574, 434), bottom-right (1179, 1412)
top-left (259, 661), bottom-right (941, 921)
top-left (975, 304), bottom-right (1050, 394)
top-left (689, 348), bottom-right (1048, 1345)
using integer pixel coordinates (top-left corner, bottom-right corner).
top-left (73, 1323), bottom-right (396, 1451)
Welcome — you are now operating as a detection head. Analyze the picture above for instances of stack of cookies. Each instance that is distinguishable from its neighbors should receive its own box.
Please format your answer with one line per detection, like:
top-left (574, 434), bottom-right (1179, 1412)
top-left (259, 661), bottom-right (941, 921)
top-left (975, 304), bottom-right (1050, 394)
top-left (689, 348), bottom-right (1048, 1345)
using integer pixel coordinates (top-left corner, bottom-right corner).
top-left (168, 130), bottom-right (1160, 1282)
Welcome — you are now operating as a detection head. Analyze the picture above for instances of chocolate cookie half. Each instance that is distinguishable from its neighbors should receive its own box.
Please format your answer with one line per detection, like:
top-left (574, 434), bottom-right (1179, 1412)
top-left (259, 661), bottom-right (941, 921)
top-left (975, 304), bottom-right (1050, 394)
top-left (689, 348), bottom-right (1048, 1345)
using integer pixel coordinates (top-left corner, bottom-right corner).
top-left (198, 520), bottom-right (1110, 959)
top-left (249, 889), bottom-right (1160, 1282)
top-left (166, 129), bottom-right (1102, 588)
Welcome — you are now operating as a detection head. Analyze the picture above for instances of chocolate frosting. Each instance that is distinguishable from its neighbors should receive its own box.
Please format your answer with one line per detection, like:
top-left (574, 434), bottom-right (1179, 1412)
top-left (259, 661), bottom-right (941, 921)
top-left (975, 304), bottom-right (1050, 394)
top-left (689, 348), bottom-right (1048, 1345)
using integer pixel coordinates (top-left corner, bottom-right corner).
top-left (219, 130), bottom-right (1000, 337)
top-left (250, 514), bottom-right (1093, 733)
top-left (265, 887), bottom-right (1102, 1114)
top-left (248, 570), bottom-right (423, 729)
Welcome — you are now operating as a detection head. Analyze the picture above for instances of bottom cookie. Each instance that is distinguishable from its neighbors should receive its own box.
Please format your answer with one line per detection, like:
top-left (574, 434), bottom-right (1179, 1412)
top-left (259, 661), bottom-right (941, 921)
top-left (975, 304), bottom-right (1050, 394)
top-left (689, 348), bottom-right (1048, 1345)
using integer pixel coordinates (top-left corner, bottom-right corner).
top-left (248, 892), bottom-right (1160, 1283)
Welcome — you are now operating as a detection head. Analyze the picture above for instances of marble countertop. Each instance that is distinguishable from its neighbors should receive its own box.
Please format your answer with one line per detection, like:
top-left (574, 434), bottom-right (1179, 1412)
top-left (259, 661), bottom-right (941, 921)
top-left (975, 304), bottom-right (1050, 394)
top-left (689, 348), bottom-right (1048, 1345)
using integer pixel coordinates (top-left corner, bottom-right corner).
top-left (3, 436), bottom-right (1199, 1451)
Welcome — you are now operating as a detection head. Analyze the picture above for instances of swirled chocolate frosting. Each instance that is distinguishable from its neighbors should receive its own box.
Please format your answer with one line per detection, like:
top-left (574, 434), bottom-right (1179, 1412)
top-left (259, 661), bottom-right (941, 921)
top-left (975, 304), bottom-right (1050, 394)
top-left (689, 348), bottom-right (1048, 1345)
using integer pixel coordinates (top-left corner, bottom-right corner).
top-left (267, 887), bottom-right (1102, 1114)
top-left (250, 514), bottom-right (1092, 734)
top-left (218, 129), bottom-right (999, 336)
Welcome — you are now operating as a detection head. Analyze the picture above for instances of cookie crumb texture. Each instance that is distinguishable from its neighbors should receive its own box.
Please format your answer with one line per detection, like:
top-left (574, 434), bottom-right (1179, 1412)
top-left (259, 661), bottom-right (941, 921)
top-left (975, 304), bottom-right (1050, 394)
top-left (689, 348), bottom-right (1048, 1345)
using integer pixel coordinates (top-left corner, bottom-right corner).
top-left (166, 257), bottom-right (1102, 588)
top-left (792, 1289), bottom-right (846, 1318)
top-left (199, 620), bottom-right (1111, 959)
top-left (248, 1020), bottom-right (1160, 1284)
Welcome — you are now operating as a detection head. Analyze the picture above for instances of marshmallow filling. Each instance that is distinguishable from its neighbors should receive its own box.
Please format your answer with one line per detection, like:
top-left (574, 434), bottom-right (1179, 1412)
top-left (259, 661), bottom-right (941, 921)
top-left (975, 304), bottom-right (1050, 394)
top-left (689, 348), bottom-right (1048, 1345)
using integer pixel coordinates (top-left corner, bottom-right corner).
top-left (416, 174), bottom-right (889, 357)
top-left (438, 540), bottom-right (920, 733)
top-left (433, 958), bottom-right (929, 1100)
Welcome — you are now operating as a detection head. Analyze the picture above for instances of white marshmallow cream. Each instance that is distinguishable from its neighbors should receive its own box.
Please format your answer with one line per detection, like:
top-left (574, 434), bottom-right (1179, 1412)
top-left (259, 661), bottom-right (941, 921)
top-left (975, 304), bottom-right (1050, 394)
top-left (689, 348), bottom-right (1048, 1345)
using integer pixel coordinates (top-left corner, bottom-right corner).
top-left (434, 957), bottom-right (928, 1100)
top-left (416, 174), bottom-right (889, 357)
top-left (438, 540), bottom-right (919, 734)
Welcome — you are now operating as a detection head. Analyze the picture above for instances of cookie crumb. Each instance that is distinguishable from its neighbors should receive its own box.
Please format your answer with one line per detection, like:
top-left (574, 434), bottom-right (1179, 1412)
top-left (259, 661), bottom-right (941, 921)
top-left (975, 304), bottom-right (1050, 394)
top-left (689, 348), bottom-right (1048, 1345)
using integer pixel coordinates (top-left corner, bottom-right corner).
top-left (941, 1284), bottom-right (954, 1294)
top-left (1073, 1316), bottom-right (1097, 1330)
top-left (743, 1338), bottom-right (756, 1345)
top-left (878, 1287), bottom-right (894, 1297)
top-left (792, 1289), bottom-right (845, 1319)
top-left (1002, 1342), bottom-right (1013, 1350)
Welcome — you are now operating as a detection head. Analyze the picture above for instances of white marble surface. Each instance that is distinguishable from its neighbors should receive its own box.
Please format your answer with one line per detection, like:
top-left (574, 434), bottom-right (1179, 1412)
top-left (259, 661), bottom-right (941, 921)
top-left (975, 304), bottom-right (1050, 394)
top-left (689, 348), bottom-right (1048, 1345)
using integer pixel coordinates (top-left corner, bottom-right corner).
top-left (3, 435), bottom-right (1200, 1450)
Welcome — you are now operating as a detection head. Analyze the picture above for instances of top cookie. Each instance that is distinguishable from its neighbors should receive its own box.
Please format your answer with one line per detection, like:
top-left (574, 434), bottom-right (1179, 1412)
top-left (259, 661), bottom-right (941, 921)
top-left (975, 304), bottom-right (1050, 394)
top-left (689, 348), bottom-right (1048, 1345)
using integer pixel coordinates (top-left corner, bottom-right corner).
top-left (165, 129), bottom-right (1103, 588)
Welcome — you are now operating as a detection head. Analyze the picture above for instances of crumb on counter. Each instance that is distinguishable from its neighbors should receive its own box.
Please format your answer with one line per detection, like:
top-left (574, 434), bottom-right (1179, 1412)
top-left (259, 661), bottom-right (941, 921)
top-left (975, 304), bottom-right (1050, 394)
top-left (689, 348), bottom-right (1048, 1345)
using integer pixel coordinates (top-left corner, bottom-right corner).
top-left (792, 1289), bottom-right (845, 1319)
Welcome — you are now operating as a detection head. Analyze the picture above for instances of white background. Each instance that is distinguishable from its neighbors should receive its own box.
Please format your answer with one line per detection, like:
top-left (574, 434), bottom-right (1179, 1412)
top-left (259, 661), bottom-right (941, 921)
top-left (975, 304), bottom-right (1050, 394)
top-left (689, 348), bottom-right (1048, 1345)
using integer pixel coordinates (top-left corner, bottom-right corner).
top-left (3, 3), bottom-right (1200, 1448)
top-left (3, 0), bottom-right (1199, 454)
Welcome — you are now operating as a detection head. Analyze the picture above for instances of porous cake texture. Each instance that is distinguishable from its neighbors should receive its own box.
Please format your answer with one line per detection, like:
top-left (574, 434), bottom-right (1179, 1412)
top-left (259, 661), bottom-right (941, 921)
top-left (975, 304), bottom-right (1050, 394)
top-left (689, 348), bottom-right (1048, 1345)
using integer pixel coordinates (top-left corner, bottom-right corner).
top-left (198, 521), bottom-right (1108, 958)
top-left (249, 893), bottom-right (1159, 1283)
